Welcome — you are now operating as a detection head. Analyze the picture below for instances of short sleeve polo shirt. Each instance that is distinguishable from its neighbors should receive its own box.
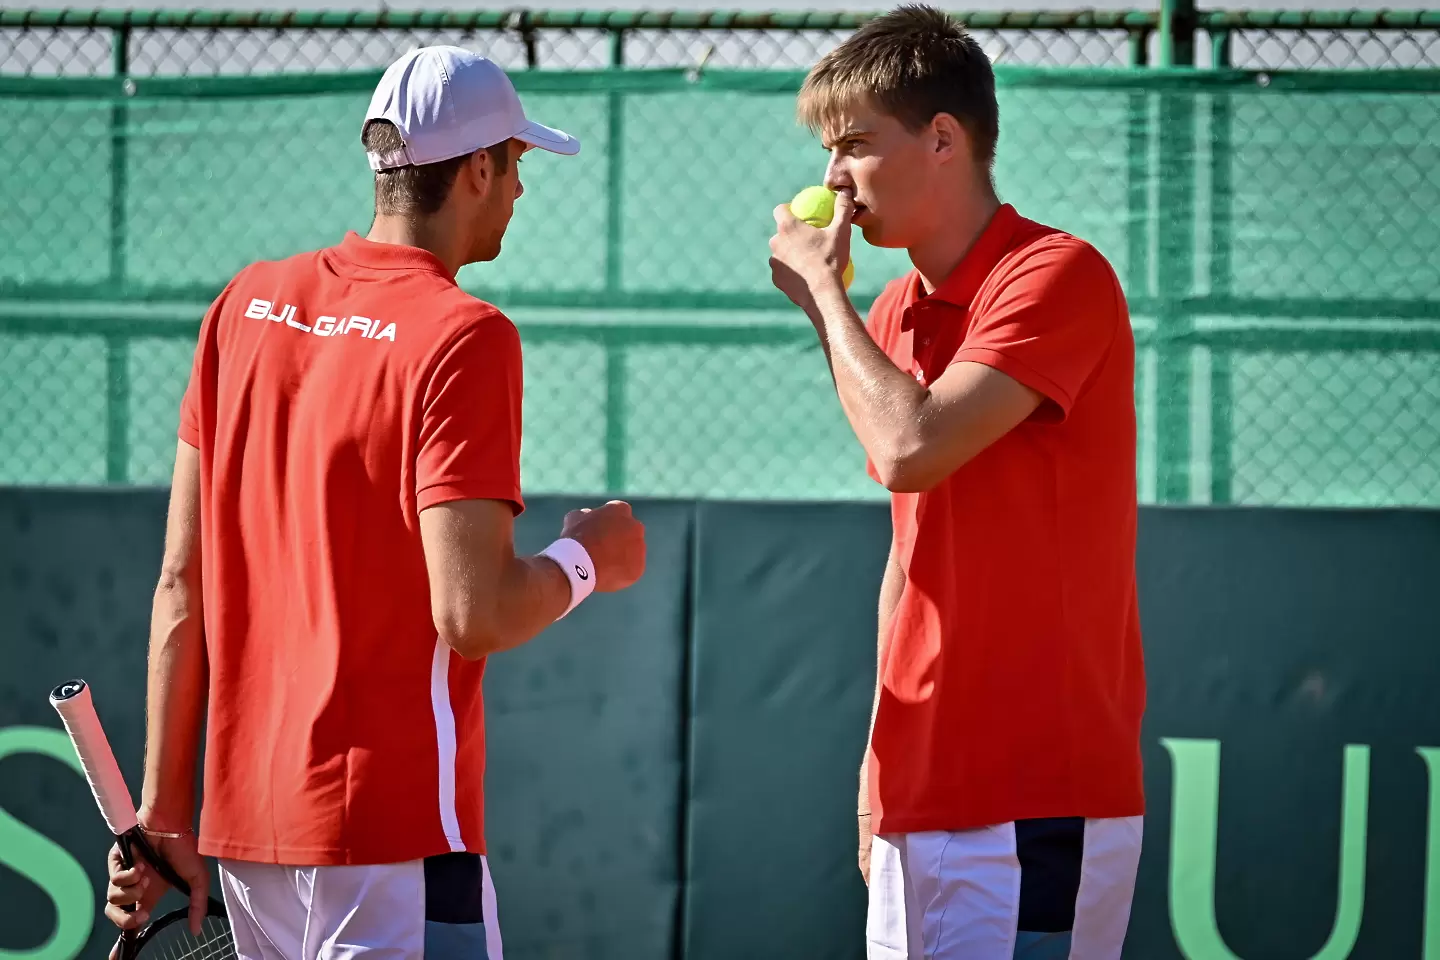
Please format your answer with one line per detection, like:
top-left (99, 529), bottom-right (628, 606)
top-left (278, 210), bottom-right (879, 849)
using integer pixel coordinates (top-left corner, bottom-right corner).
top-left (863, 205), bottom-right (1147, 833)
top-left (179, 232), bottom-right (522, 865)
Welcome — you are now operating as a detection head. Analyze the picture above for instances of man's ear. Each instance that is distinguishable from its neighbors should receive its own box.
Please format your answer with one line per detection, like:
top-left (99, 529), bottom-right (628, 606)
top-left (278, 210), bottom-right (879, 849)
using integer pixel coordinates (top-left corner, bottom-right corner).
top-left (458, 148), bottom-right (496, 200)
top-left (930, 112), bottom-right (970, 164)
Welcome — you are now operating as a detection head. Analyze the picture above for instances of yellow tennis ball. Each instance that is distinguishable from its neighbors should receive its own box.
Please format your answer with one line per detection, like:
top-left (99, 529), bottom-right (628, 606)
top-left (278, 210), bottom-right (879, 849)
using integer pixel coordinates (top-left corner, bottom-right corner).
top-left (790, 185), bottom-right (838, 228)
top-left (789, 185), bottom-right (856, 291)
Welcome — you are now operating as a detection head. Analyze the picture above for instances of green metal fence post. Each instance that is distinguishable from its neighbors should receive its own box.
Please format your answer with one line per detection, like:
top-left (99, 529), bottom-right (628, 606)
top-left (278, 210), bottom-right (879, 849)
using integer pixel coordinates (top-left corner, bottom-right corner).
top-left (1155, 0), bottom-right (1196, 503)
top-left (603, 30), bottom-right (628, 495)
top-left (106, 25), bottom-right (132, 484)
top-left (109, 26), bottom-right (129, 289)
top-left (603, 336), bottom-right (628, 496)
top-left (1208, 30), bottom-right (1235, 504)
top-left (520, 10), bottom-right (538, 69)
top-left (104, 337), bottom-right (131, 484)
top-left (1210, 26), bottom-right (1233, 68)
top-left (1126, 83), bottom-right (1152, 499)
top-left (605, 29), bottom-right (626, 296)
top-left (1158, 0), bottom-right (1196, 67)
top-left (1126, 26), bottom-right (1151, 67)
top-left (1125, 25), bottom-right (1152, 295)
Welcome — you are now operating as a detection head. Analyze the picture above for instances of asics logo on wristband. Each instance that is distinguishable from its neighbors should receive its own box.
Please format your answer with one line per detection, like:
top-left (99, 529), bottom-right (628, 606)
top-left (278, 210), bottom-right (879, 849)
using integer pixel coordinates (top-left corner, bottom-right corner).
top-left (542, 538), bottom-right (595, 619)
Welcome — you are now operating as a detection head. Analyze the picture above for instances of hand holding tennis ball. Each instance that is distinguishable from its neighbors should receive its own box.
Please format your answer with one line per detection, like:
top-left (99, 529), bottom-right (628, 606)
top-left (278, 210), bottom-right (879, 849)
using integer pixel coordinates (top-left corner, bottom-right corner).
top-left (788, 185), bottom-right (856, 290)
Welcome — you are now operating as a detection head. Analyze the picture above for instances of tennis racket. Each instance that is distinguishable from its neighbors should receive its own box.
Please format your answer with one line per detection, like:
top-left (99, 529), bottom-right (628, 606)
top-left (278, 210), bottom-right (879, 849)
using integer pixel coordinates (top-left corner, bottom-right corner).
top-left (49, 678), bottom-right (235, 959)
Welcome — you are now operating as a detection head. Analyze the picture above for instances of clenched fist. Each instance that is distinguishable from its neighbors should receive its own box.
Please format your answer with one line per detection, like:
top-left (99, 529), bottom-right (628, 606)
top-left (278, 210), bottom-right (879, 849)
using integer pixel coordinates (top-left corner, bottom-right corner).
top-left (562, 500), bottom-right (646, 593)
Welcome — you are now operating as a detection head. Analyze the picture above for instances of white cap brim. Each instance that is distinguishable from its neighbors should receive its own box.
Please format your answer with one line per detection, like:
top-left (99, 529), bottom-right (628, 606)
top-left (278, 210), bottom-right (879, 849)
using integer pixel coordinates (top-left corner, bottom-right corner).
top-left (516, 119), bottom-right (580, 156)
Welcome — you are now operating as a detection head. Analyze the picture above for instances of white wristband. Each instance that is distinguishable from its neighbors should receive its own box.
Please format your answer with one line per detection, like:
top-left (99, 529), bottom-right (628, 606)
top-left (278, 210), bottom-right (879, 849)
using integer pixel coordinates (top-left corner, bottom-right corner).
top-left (541, 537), bottom-right (596, 619)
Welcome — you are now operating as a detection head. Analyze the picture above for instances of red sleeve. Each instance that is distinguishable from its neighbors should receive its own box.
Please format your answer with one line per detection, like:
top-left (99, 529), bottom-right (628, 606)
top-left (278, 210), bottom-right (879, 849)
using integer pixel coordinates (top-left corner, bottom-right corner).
top-left (951, 238), bottom-right (1122, 422)
top-left (416, 317), bottom-right (525, 515)
top-left (178, 349), bottom-right (202, 449)
top-left (178, 275), bottom-right (240, 448)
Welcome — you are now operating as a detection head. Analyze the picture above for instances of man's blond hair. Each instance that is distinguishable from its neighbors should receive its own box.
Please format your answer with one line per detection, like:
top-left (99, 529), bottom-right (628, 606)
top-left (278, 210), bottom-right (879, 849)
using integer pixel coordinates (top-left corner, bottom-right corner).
top-left (797, 4), bottom-right (999, 167)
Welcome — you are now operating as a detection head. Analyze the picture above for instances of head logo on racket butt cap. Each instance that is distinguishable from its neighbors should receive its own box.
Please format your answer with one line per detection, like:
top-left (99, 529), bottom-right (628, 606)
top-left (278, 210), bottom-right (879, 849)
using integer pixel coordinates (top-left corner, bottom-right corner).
top-left (50, 678), bottom-right (87, 702)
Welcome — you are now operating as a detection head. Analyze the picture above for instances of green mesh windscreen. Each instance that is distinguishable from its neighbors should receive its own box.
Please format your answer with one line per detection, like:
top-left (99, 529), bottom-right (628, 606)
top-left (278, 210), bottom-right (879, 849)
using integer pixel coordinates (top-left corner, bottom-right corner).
top-left (2, 69), bottom-right (1438, 505)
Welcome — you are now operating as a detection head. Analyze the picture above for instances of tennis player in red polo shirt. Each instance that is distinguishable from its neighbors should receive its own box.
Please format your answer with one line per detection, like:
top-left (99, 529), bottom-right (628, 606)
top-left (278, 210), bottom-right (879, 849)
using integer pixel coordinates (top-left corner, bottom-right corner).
top-left (102, 47), bottom-right (645, 957)
top-left (769, 6), bottom-right (1145, 958)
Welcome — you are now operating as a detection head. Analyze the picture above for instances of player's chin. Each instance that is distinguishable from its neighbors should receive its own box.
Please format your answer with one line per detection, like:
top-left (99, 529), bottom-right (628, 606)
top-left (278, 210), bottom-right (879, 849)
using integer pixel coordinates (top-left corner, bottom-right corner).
top-left (858, 221), bottom-right (900, 249)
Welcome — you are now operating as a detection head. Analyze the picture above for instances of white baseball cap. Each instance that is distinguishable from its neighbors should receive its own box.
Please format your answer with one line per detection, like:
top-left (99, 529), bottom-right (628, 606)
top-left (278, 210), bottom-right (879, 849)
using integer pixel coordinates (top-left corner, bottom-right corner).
top-left (363, 45), bottom-right (579, 171)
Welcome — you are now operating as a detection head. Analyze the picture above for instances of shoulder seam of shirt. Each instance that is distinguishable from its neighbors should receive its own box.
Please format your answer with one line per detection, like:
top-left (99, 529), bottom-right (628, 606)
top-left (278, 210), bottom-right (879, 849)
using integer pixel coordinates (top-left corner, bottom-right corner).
top-left (417, 303), bottom-right (520, 406)
top-left (983, 231), bottom-right (1126, 376)
top-left (1042, 234), bottom-right (1126, 383)
top-left (996, 231), bottom-right (1116, 288)
top-left (1014, 229), bottom-right (1089, 258)
top-left (1034, 233), bottom-right (1126, 338)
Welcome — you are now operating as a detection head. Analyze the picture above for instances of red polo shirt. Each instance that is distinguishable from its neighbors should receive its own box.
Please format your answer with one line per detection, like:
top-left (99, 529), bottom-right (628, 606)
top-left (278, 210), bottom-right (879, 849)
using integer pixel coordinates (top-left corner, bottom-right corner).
top-left (179, 232), bottom-right (523, 865)
top-left (864, 204), bottom-right (1145, 833)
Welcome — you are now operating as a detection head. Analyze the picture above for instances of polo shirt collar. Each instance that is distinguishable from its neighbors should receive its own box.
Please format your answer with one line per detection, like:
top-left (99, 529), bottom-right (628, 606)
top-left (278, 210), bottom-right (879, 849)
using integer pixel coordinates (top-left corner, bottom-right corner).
top-left (333, 231), bottom-right (454, 278)
top-left (902, 203), bottom-right (1021, 329)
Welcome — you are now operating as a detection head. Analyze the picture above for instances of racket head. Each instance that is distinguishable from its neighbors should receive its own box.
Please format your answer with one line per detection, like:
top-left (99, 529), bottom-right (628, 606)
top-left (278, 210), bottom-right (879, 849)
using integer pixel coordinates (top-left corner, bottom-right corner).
top-left (116, 899), bottom-right (233, 960)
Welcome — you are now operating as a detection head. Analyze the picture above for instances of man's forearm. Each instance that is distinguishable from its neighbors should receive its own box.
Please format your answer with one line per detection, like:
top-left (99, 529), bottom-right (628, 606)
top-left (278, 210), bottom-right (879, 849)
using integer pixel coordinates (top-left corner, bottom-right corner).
top-left (861, 544), bottom-right (907, 817)
top-left (138, 577), bottom-right (207, 831)
top-left (422, 500), bottom-right (595, 661)
top-left (488, 555), bottom-right (573, 655)
top-left (808, 282), bottom-right (928, 470)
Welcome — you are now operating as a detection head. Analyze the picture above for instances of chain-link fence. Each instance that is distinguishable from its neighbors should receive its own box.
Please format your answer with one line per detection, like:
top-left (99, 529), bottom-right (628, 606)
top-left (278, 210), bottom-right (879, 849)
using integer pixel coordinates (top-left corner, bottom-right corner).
top-left (0, 9), bottom-right (1154, 75)
top-left (1201, 10), bottom-right (1440, 68)
top-left (7, 8), bottom-right (1440, 75)
top-left (1, 8), bottom-right (1439, 505)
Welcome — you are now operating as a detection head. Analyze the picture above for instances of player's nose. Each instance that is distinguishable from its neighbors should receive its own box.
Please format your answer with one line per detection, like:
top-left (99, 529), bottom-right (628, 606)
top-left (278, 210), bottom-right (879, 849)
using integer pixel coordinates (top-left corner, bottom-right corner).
top-left (823, 157), bottom-right (852, 195)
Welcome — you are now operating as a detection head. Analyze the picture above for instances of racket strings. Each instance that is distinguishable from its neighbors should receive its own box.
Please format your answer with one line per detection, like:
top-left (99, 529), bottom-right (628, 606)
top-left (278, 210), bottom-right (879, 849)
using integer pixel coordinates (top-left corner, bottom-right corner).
top-left (150, 917), bottom-right (236, 960)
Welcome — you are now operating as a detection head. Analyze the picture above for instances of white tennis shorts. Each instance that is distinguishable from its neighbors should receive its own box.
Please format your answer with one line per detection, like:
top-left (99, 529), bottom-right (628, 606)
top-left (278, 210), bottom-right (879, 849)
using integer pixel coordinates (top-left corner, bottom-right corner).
top-left (217, 853), bottom-right (503, 959)
top-left (867, 816), bottom-right (1143, 960)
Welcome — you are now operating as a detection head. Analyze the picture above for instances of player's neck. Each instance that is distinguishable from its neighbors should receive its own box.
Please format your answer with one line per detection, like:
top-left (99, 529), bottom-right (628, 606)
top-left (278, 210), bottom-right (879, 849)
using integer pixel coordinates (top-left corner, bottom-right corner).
top-left (365, 213), bottom-right (466, 278)
top-left (908, 188), bottom-right (1001, 295)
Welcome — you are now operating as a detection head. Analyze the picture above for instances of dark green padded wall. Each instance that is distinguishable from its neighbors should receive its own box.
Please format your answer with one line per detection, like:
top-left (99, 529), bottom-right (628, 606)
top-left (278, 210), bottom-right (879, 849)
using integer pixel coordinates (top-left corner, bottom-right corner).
top-left (1130, 507), bottom-right (1440, 960)
top-left (0, 491), bottom-right (692, 960)
top-left (682, 501), bottom-right (886, 960)
top-left (0, 490), bottom-right (170, 959)
top-left (493, 497), bottom-right (692, 960)
top-left (4, 493), bottom-right (1440, 959)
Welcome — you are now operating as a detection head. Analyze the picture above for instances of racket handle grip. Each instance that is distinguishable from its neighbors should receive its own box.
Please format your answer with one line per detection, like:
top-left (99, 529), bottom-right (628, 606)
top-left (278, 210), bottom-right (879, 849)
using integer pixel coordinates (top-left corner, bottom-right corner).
top-left (49, 679), bottom-right (140, 836)
top-left (117, 830), bottom-right (138, 915)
